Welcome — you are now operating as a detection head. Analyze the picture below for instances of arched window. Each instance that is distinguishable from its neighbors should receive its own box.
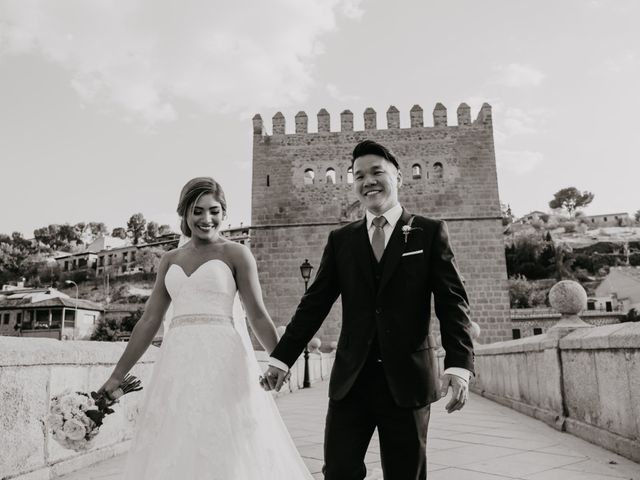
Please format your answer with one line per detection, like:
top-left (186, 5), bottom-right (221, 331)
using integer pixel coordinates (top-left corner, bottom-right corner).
top-left (432, 162), bottom-right (443, 180)
top-left (412, 164), bottom-right (422, 179)
top-left (326, 168), bottom-right (336, 184)
top-left (347, 166), bottom-right (354, 184)
top-left (304, 169), bottom-right (315, 185)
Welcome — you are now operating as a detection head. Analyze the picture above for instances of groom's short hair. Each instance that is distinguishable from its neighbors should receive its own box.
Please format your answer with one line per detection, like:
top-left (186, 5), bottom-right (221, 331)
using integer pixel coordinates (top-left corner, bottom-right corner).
top-left (351, 140), bottom-right (399, 169)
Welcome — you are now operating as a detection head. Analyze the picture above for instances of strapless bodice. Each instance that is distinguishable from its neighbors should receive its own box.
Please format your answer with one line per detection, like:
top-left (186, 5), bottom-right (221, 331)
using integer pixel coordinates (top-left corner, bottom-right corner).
top-left (164, 260), bottom-right (236, 318)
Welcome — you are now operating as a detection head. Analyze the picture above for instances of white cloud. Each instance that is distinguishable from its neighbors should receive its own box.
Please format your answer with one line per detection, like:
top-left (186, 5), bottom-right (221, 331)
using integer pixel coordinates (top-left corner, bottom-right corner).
top-left (326, 83), bottom-right (360, 102)
top-left (493, 63), bottom-right (546, 88)
top-left (0, 0), bottom-right (364, 124)
top-left (497, 150), bottom-right (544, 175)
top-left (603, 50), bottom-right (637, 73)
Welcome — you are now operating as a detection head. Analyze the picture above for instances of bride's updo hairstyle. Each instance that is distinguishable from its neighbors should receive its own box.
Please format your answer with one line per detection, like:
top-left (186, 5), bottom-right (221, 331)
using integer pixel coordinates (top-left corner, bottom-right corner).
top-left (177, 177), bottom-right (227, 237)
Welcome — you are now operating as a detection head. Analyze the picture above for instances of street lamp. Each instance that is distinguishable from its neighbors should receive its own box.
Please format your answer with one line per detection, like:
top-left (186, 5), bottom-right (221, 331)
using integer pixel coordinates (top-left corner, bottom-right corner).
top-left (65, 280), bottom-right (78, 340)
top-left (300, 259), bottom-right (314, 388)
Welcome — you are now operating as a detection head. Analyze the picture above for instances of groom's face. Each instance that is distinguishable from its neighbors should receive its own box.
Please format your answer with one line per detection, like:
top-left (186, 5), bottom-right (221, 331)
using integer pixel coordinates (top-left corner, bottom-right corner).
top-left (353, 154), bottom-right (402, 216)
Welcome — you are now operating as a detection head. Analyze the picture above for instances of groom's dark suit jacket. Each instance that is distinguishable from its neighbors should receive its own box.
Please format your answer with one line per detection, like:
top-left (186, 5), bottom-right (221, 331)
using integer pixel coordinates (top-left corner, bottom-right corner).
top-left (271, 208), bottom-right (475, 408)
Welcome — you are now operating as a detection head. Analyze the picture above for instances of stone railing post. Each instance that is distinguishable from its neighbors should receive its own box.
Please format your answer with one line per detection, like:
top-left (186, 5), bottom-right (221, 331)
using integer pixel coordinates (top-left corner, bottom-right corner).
top-left (546, 280), bottom-right (594, 339)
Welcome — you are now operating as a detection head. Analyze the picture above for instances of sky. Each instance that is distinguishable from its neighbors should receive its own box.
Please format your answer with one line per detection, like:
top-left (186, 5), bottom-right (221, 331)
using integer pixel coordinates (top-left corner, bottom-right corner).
top-left (1, 0), bottom-right (639, 237)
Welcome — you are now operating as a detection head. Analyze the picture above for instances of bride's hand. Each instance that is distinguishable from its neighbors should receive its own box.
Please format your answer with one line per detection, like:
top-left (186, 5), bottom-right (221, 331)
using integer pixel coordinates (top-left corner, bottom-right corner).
top-left (97, 376), bottom-right (122, 398)
top-left (261, 366), bottom-right (289, 392)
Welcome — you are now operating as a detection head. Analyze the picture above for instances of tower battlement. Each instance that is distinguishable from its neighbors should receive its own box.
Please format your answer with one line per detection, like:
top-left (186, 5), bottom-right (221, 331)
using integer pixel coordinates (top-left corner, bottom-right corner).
top-left (252, 103), bottom-right (492, 135)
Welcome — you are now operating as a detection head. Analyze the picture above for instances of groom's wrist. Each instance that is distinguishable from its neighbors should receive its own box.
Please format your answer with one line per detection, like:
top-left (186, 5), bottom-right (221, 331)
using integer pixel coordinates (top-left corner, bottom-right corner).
top-left (443, 367), bottom-right (470, 383)
top-left (268, 357), bottom-right (289, 372)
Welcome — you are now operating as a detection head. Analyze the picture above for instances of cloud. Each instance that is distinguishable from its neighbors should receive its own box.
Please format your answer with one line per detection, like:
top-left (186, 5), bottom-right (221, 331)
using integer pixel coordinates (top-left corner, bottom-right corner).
top-left (326, 83), bottom-right (360, 102)
top-left (497, 150), bottom-right (544, 175)
top-left (603, 50), bottom-right (637, 73)
top-left (0, 0), bottom-right (364, 124)
top-left (493, 63), bottom-right (546, 88)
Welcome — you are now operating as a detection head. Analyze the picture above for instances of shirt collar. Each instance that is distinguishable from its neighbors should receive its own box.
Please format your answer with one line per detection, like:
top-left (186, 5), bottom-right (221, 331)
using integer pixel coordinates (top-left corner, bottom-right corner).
top-left (366, 203), bottom-right (403, 230)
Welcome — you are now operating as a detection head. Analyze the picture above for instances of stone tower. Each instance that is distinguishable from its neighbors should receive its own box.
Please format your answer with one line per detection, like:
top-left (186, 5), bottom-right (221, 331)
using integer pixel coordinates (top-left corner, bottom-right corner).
top-left (251, 103), bottom-right (510, 344)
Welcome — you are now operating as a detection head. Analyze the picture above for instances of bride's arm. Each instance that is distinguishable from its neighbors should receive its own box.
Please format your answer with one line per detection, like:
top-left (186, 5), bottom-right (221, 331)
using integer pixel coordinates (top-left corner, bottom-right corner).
top-left (231, 244), bottom-right (279, 354)
top-left (99, 253), bottom-right (173, 394)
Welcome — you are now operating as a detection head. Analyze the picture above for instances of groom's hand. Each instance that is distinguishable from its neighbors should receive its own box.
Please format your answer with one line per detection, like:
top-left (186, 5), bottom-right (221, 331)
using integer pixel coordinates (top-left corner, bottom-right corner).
top-left (262, 366), bottom-right (288, 392)
top-left (440, 373), bottom-right (468, 414)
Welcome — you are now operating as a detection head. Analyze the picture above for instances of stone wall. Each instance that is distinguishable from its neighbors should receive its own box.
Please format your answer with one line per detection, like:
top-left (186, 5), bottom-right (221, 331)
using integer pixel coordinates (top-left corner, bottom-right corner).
top-left (0, 337), bottom-right (333, 479)
top-left (470, 322), bottom-right (640, 462)
top-left (251, 104), bottom-right (510, 344)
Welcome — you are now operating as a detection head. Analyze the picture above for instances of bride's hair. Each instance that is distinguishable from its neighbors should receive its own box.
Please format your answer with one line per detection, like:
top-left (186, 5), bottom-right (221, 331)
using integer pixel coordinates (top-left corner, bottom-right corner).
top-left (177, 177), bottom-right (227, 237)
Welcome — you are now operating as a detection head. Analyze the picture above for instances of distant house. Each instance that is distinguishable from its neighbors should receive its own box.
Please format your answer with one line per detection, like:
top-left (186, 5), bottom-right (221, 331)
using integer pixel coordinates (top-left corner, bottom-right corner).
top-left (0, 286), bottom-right (103, 340)
top-left (515, 211), bottom-right (548, 225)
top-left (55, 233), bottom-right (180, 276)
top-left (595, 266), bottom-right (640, 313)
top-left (583, 213), bottom-right (631, 228)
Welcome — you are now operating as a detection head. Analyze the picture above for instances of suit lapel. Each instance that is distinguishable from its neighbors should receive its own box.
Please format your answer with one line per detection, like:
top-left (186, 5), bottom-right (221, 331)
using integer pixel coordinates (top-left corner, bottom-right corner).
top-left (378, 208), bottom-right (412, 295)
top-left (352, 218), bottom-right (375, 293)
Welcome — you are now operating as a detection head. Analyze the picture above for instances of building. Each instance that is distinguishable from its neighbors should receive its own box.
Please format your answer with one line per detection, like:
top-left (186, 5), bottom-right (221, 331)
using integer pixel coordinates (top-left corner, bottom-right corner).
top-left (0, 287), bottom-right (104, 340)
top-left (582, 213), bottom-right (632, 228)
top-left (55, 233), bottom-right (180, 276)
top-left (515, 210), bottom-right (548, 225)
top-left (595, 266), bottom-right (640, 312)
top-left (250, 103), bottom-right (510, 344)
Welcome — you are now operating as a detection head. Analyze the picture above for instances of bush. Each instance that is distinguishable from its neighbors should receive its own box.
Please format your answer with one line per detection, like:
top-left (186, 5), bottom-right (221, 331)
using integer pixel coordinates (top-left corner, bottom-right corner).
top-left (508, 276), bottom-right (548, 308)
top-left (622, 308), bottom-right (640, 323)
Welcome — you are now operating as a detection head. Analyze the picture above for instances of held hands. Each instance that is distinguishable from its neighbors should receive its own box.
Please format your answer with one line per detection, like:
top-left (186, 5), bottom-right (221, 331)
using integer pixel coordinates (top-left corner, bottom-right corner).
top-left (260, 366), bottom-right (290, 392)
top-left (440, 373), bottom-right (469, 414)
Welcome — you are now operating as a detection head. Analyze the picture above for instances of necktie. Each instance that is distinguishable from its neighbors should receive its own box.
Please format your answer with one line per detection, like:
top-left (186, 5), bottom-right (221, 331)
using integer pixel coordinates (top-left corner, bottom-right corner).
top-left (372, 216), bottom-right (387, 262)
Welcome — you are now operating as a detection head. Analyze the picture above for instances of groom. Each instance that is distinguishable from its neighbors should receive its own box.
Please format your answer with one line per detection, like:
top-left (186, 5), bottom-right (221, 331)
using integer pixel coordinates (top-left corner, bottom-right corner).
top-left (263, 139), bottom-right (475, 480)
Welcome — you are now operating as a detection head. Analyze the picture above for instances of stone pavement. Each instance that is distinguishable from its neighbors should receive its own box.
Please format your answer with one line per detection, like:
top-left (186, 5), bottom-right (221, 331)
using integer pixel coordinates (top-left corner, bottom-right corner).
top-left (57, 380), bottom-right (639, 480)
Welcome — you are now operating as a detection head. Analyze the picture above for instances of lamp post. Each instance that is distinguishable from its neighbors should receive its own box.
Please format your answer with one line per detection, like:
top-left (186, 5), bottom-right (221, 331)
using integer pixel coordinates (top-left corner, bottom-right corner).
top-left (65, 280), bottom-right (78, 339)
top-left (300, 259), bottom-right (313, 388)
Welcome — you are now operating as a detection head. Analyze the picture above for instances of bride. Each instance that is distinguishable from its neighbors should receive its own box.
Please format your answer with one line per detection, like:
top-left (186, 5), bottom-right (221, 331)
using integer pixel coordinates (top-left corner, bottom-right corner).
top-left (99, 177), bottom-right (312, 479)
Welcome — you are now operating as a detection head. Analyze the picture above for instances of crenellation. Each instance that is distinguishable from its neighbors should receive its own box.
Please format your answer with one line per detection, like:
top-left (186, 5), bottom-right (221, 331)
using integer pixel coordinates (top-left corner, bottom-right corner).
top-left (386, 105), bottom-right (400, 129)
top-left (340, 110), bottom-right (354, 132)
top-left (433, 103), bottom-right (447, 127)
top-left (410, 104), bottom-right (424, 128)
top-left (295, 111), bottom-right (308, 134)
top-left (363, 107), bottom-right (377, 130)
top-left (475, 102), bottom-right (493, 126)
top-left (457, 103), bottom-right (471, 126)
top-left (252, 114), bottom-right (264, 135)
top-left (272, 112), bottom-right (285, 135)
top-left (317, 108), bottom-right (330, 133)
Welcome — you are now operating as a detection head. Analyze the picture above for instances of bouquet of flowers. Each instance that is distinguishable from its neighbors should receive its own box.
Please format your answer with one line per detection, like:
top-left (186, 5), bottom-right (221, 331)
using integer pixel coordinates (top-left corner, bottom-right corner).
top-left (49, 374), bottom-right (142, 452)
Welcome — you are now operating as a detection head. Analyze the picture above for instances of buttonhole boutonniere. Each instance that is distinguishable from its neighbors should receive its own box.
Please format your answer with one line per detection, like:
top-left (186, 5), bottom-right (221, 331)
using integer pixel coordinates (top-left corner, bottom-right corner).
top-left (401, 216), bottom-right (422, 244)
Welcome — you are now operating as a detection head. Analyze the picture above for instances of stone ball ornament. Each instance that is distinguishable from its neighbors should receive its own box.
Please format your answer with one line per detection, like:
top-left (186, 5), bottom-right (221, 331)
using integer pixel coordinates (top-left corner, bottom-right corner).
top-left (548, 280), bottom-right (587, 315)
top-left (308, 337), bottom-right (322, 351)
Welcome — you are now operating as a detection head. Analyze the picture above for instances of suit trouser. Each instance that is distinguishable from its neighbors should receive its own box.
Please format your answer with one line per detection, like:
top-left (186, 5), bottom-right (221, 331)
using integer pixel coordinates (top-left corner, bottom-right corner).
top-left (323, 362), bottom-right (431, 480)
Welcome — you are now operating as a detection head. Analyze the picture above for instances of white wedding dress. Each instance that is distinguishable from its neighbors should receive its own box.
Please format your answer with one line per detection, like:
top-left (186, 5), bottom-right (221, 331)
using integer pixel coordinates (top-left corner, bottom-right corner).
top-left (122, 259), bottom-right (313, 479)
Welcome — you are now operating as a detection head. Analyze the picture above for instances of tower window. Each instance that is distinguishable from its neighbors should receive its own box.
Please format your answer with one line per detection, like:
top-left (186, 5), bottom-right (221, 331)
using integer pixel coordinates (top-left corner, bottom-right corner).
top-left (432, 162), bottom-right (443, 179)
top-left (412, 164), bottom-right (422, 179)
top-left (347, 167), bottom-right (353, 184)
top-left (326, 168), bottom-right (336, 184)
top-left (304, 169), bottom-right (315, 185)
top-left (267, 175), bottom-right (270, 187)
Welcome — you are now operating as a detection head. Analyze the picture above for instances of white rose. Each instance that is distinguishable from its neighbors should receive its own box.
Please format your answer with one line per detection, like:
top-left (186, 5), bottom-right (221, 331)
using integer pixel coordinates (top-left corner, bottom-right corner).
top-left (50, 403), bottom-right (63, 415)
top-left (48, 413), bottom-right (64, 430)
top-left (63, 418), bottom-right (87, 441)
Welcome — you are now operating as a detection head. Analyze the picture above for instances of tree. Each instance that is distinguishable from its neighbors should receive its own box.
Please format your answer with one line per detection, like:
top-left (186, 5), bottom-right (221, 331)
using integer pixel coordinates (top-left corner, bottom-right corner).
top-left (112, 227), bottom-right (127, 239)
top-left (159, 224), bottom-right (173, 235)
top-left (127, 213), bottom-right (147, 245)
top-left (548, 187), bottom-right (594, 218)
top-left (136, 247), bottom-right (164, 273)
top-left (635, 210), bottom-right (640, 223)
top-left (501, 203), bottom-right (514, 226)
top-left (144, 221), bottom-right (160, 243)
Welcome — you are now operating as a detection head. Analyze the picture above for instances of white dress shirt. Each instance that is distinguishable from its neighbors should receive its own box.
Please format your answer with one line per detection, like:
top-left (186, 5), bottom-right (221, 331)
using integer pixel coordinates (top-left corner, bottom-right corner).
top-left (270, 203), bottom-right (470, 384)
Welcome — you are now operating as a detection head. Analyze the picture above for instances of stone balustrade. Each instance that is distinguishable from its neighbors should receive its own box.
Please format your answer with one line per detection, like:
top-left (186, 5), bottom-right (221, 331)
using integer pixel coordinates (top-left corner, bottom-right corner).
top-left (0, 336), bottom-right (335, 480)
top-left (469, 280), bottom-right (640, 462)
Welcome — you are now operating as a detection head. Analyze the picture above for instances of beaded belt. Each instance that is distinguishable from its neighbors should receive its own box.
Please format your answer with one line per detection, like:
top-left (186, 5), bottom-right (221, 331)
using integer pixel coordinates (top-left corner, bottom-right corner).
top-left (169, 313), bottom-right (234, 330)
